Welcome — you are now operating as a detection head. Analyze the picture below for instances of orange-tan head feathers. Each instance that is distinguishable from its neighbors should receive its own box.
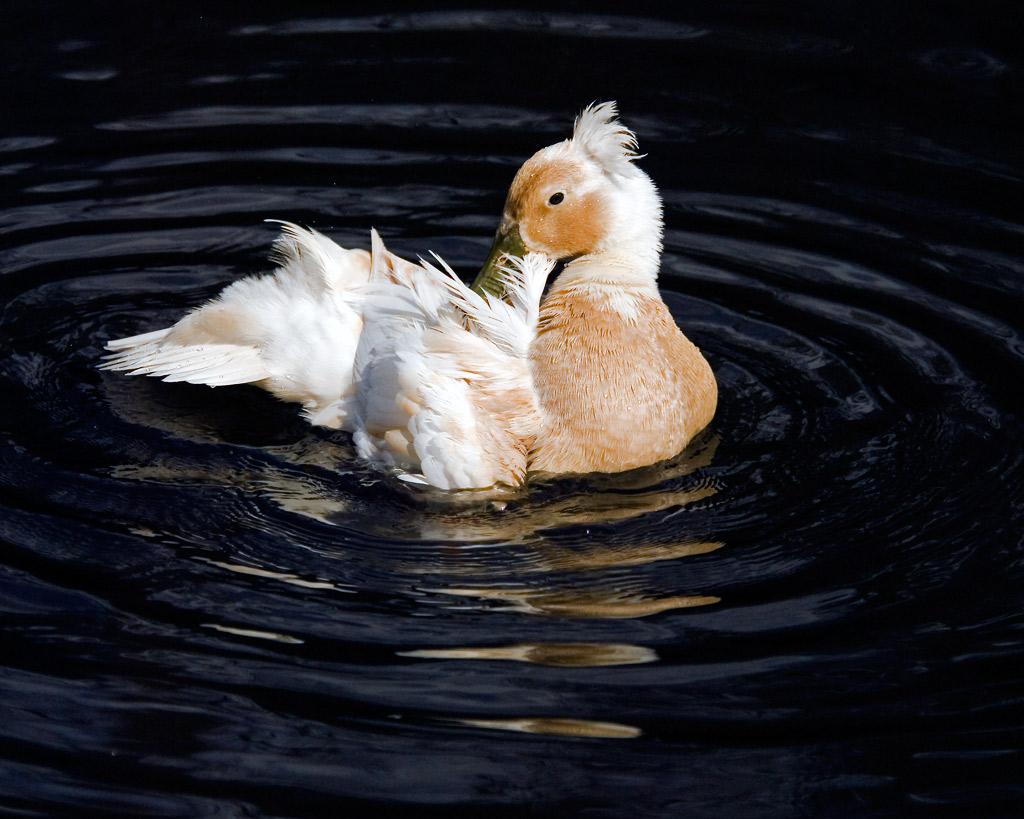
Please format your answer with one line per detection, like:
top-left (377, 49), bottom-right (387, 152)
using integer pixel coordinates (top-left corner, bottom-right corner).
top-left (472, 102), bottom-right (662, 295)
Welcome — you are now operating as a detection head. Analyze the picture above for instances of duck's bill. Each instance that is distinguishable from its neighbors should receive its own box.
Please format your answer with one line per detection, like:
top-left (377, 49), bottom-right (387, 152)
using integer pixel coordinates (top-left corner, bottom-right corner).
top-left (470, 224), bottom-right (526, 297)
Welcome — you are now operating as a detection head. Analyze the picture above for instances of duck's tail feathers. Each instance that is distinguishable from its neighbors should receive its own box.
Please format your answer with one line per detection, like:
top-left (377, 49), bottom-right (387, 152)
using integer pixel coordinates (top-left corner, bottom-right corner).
top-left (104, 327), bottom-right (174, 351)
top-left (100, 333), bottom-right (270, 387)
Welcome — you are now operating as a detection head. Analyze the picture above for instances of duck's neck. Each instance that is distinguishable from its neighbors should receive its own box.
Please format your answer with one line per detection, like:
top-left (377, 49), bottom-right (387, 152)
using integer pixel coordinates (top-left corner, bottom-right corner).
top-left (557, 247), bottom-right (658, 291)
top-left (558, 171), bottom-right (664, 294)
top-left (554, 245), bottom-right (663, 314)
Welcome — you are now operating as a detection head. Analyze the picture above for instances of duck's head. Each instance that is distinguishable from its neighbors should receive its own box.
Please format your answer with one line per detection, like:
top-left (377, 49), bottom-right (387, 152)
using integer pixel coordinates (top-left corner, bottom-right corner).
top-left (472, 101), bottom-right (663, 296)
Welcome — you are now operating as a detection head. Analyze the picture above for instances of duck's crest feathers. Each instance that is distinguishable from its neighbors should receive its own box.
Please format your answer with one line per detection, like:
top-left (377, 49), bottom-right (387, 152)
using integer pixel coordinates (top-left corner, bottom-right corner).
top-left (570, 101), bottom-right (638, 172)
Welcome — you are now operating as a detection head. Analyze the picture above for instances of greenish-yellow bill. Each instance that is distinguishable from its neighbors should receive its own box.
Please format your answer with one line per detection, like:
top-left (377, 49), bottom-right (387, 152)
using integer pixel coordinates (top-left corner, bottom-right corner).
top-left (470, 224), bottom-right (526, 297)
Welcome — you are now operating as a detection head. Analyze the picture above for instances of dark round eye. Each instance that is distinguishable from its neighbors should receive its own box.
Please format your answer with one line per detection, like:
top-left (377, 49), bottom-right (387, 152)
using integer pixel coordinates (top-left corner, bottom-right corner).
top-left (548, 192), bottom-right (564, 206)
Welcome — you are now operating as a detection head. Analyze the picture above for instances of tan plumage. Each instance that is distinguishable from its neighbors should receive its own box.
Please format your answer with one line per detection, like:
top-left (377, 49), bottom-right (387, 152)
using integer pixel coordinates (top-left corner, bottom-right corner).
top-left (479, 101), bottom-right (717, 477)
top-left (529, 283), bottom-right (716, 475)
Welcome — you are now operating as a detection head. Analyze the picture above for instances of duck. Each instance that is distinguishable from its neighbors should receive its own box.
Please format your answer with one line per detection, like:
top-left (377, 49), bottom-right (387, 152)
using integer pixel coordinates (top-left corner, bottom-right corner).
top-left (101, 102), bottom-right (717, 491)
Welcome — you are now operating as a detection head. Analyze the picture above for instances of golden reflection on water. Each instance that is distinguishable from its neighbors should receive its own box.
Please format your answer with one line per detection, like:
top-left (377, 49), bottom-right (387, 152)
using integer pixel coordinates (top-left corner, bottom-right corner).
top-left (454, 717), bottom-right (642, 739)
top-left (406, 483), bottom-right (718, 546)
top-left (399, 642), bottom-right (658, 666)
top-left (432, 586), bottom-right (719, 618)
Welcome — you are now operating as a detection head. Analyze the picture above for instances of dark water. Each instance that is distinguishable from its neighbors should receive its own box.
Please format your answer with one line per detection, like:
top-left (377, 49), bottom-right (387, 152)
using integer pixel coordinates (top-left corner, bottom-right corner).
top-left (2, 3), bottom-right (1023, 817)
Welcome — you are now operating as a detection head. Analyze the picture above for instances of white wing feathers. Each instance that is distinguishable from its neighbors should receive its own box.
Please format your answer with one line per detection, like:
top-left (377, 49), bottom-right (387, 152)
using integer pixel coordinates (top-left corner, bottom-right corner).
top-left (352, 230), bottom-right (553, 489)
top-left (101, 339), bottom-right (269, 387)
top-left (102, 223), bottom-right (554, 489)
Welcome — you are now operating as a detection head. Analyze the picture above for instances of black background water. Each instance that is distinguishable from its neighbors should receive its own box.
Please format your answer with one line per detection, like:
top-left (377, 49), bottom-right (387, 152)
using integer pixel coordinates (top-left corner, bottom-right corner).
top-left (2, 2), bottom-right (1023, 817)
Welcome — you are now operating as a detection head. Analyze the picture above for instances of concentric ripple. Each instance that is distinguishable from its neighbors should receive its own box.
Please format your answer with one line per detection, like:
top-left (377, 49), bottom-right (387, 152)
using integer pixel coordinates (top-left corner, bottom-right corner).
top-left (1, 6), bottom-right (1023, 817)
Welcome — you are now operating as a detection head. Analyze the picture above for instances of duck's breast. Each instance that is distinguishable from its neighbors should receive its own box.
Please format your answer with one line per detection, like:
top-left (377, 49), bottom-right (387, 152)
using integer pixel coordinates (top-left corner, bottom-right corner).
top-left (528, 287), bottom-right (717, 475)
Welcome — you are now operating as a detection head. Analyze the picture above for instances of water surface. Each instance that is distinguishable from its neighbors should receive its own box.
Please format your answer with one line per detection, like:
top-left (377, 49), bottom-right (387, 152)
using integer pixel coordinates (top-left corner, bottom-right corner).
top-left (2, 4), bottom-right (1023, 817)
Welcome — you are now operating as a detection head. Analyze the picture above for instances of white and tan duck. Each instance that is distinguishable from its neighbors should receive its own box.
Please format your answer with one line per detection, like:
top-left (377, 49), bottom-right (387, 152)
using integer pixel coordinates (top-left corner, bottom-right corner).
top-left (101, 102), bottom-right (717, 490)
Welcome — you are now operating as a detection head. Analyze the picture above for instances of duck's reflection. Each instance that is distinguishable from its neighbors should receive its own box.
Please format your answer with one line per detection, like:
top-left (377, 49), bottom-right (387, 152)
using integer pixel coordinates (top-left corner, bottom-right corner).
top-left (117, 456), bottom-right (723, 619)
top-left (107, 375), bottom-right (723, 626)
top-left (275, 432), bottom-right (721, 544)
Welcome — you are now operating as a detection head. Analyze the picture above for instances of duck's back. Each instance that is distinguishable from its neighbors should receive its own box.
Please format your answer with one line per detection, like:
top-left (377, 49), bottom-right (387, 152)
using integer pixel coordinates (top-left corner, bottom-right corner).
top-left (527, 285), bottom-right (716, 476)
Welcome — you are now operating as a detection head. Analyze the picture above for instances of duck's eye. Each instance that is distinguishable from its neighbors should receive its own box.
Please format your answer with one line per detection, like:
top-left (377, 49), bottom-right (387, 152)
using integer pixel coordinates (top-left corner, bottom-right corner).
top-left (548, 192), bottom-right (565, 206)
